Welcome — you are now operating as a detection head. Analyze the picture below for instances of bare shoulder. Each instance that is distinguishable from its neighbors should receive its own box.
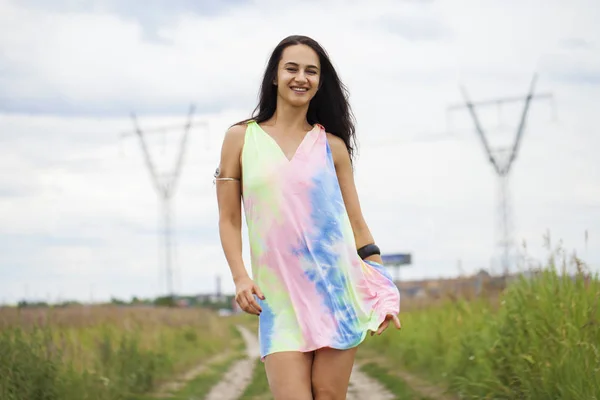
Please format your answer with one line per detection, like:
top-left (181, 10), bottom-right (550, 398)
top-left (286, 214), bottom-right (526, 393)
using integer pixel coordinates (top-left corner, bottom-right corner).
top-left (218, 122), bottom-right (249, 179)
top-left (326, 132), bottom-right (346, 149)
top-left (222, 123), bottom-right (248, 148)
top-left (326, 132), bottom-right (351, 167)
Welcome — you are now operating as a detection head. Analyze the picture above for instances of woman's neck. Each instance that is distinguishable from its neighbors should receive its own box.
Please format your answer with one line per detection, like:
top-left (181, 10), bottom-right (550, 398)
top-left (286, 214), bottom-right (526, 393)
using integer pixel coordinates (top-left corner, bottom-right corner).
top-left (266, 101), bottom-right (312, 132)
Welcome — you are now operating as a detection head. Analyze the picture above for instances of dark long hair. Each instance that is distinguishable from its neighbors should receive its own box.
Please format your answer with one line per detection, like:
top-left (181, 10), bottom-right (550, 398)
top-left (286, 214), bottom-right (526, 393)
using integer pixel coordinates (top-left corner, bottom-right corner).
top-left (236, 35), bottom-right (357, 163)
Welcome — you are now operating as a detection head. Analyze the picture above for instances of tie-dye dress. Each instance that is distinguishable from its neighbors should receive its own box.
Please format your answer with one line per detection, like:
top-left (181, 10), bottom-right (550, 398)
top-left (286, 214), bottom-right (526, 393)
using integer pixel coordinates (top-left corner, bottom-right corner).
top-left (241, 120), bottom-right (400, 360)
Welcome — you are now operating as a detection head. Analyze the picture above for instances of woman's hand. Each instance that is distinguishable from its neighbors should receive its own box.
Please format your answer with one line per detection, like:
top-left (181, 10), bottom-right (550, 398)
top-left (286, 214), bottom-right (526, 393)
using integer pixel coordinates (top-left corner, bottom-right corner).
top-left (234, 276), bottom-right (265, 316)
top-left (371, 313), bottom-right (402, 336)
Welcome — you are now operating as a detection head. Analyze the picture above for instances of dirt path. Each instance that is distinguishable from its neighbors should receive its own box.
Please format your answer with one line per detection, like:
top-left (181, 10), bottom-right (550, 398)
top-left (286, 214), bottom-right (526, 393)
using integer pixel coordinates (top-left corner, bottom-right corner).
top-left (346, 364), bottom-right (395, 400)
top-left (207, 326), bottom-right (395, 400)
top-left (357, 354), bottom-right (458, 400)
top-left (150, 351), bottom-right (231, 397)
top-left (203, 325), bottom-right (260, 400)
top-left (202, 327), bottom-right (448, 400)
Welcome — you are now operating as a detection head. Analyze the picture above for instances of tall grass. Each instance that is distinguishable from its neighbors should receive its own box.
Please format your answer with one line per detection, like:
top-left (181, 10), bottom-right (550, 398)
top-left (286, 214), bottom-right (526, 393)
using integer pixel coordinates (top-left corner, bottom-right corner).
top-left (0, 306), bottom-right (235, 400)
top-left (363, 244), bottom-right (600, 399)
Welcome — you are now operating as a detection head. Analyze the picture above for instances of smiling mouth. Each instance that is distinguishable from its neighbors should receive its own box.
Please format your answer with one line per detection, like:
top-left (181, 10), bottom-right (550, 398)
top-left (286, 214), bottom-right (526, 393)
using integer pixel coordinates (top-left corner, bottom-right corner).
top-left (290, 87), bottom-right (309, 93)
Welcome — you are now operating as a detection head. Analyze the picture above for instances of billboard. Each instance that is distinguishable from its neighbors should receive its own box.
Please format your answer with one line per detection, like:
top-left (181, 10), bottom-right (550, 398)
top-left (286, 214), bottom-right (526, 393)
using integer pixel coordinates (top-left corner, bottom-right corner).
top-left (381, 253), bottom-right (412, 266)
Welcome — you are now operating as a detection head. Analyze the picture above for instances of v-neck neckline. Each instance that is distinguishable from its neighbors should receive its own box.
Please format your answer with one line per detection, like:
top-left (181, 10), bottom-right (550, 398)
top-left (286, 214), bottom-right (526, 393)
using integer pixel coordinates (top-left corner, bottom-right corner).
top-left (255, 121), bottom-right (317, 163)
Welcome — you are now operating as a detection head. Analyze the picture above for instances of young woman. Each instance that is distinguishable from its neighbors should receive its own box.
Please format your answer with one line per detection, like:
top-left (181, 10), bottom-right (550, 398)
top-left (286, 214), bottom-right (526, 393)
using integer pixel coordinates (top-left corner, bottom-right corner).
top-left (215, 35), bottom-right (401, 399)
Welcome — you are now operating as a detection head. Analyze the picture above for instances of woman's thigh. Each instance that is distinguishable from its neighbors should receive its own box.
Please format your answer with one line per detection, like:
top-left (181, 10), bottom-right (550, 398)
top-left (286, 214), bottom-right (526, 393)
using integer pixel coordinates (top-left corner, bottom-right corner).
top-left (264, 351), bottom-right (314, 400)
top-left (311, 346), bottom-right (358, 400)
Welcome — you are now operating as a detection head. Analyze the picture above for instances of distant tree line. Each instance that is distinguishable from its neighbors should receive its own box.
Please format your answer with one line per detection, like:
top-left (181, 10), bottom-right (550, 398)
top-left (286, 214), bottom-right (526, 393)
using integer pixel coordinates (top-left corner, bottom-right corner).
top-left (15, 294), bottom-right (235, 310)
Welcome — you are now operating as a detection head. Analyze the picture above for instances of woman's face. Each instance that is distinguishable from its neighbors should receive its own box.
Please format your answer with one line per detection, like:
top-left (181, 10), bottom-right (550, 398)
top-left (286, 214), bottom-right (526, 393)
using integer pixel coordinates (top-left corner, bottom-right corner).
top-left (274, 44), bottom-right (321, 108)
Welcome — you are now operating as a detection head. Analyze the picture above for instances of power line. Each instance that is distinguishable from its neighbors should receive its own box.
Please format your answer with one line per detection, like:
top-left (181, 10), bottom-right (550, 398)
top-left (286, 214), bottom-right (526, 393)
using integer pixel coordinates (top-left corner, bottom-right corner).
top-left (120, 103), bottom-right (209, 303)
top-left (447, 73), bottom-right (556, 277)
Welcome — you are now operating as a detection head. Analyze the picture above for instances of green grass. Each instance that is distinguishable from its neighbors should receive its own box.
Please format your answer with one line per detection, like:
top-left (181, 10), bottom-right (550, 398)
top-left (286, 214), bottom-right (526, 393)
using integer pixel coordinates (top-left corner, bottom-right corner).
top-left (134, 352), bottom-right (245, 400)
top-left (174, 354), bottom-right (240, 398)
top-left (0, 306), bottom-right (238, 400)
top-left (130, 324), bottom-right (246, 400)
top-left (360, 362), bottom-right (432, 400)
top-left (239, 359), bottom-right (272, 400)
top-left (362, 246), bottom-right (600, 399)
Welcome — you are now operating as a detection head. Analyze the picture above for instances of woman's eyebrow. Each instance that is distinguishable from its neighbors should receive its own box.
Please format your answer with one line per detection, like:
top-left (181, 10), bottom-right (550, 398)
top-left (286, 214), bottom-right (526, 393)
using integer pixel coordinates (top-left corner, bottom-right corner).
top-left (283, 61), bottom-right (320, 70)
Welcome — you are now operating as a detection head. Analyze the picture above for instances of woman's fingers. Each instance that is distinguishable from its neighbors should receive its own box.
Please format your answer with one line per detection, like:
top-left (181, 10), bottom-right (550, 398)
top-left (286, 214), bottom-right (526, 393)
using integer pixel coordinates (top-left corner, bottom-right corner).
top-left (235, 286), bottom-right (263, 315)
top-left (376, 318), bottom-right (390, 335)
top-left (235, 293), bottom-right (249, 314)
top-left (244, 291), bottom-right (262, 315)
top-left (235, 293), bottom-right (251, 314)
top-left (375, 314), bottom-right (401, 335)
top-left (252, 285), bottom-right (266, 300)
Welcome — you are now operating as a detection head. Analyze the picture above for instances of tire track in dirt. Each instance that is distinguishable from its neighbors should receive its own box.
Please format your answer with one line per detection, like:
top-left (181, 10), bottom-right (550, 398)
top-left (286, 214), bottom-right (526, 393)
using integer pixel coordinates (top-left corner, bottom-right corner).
top-left (356, 353), bottom-right (459, 400)
top-left (346, 364), bottom-right (395, 400)
top-left (150, 351), bottom-right (231, 397)
top-left (203, 325), bottom-right (260, 400)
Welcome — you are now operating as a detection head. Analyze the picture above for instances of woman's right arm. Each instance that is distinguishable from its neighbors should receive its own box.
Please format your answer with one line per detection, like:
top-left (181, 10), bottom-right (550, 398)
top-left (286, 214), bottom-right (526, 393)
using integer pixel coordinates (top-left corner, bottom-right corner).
top-left (216, 125), bottom-right (264, 315)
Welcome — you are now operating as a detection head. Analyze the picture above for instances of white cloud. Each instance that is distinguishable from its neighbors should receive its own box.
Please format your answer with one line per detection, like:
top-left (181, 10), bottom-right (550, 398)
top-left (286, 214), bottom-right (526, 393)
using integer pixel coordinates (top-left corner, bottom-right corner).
top-left (0, 0), bottom-right (599, 304)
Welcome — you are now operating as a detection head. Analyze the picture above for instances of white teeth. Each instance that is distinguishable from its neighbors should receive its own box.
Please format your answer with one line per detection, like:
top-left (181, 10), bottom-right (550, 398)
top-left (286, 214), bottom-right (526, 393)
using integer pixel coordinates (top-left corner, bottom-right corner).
top-left (291, 87), bottom-right (308, 91)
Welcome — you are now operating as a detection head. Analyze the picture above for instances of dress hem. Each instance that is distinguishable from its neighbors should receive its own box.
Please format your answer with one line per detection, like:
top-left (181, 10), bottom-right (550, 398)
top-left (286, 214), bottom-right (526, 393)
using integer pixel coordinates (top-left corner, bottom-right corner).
top-left (259, 330), bottom-right (367, 363)
top-left (259, 309), bottom-right (398, 362)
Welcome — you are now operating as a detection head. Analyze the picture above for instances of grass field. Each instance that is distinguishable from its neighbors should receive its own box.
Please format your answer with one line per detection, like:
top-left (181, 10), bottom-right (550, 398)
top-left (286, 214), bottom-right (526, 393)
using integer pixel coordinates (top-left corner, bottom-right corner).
top-left (239, 359), bottom-right (272, 400)
top-left (361, 245), bottom-right (600, 399)
top-left (0, 305), bottom-right (238, 400)
top-left (3, 242), bottom-right (597, 400)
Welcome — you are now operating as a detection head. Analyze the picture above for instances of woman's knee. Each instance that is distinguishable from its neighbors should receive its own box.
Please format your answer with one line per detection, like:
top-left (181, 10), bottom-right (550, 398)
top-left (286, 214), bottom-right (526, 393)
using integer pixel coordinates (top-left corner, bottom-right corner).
top-left (273, 392), bottom-right (314, 400)
top-left (269, 381), bottom-right (313, 400)
top-left (312, 384), bottom-right (343, 400)
top-left (310, 347), bottom-right (356, 399)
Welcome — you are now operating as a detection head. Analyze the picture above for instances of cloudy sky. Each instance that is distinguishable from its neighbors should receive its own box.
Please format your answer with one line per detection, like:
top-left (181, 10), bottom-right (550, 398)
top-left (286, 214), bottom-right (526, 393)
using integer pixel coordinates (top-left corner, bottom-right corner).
top-left (1, 0), bottom-right (598, 304)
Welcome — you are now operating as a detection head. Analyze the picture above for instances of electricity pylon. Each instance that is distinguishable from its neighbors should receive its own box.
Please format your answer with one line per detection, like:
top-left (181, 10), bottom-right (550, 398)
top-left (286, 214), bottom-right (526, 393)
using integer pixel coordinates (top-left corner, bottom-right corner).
top-left (120, 104), bottom-right (208, 303)
top-left (447, 74), bottom-right (555, 276)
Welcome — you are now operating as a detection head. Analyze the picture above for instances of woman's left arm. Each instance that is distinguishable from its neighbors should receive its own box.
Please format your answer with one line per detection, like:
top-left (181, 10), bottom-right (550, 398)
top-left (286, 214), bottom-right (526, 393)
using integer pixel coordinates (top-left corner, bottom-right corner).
top-left (329, 134), bottom-right (402, 335)
top-left (328, 134), bottom-right (383, 264)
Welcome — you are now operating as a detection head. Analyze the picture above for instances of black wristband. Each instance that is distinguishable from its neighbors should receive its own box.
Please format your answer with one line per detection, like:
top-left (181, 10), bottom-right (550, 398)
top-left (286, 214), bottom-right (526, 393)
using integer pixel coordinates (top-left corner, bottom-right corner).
top-left (357, 243), bottom-right (380, 260)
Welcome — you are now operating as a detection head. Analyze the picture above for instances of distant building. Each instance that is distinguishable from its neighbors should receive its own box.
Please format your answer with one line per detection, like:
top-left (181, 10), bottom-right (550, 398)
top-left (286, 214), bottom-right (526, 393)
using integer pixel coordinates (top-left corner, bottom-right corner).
top-left (395, 269), bottom-right (495, 299)
top-left (393, 268), bottom-right (546, 299)
top-left (195, 294), bottom-right (228, 304)
top-left (176, 298), bottom-right (190, 307)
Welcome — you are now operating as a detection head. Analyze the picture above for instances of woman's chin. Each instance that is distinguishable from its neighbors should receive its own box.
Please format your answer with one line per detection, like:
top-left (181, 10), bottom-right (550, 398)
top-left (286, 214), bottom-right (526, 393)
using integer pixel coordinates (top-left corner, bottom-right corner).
top-left (284, 96), bottom-right (312, 108)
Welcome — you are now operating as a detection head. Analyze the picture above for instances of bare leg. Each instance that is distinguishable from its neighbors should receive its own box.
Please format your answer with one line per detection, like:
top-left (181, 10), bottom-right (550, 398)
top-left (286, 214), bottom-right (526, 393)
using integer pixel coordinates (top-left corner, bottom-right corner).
top-left (264, 351), bottom-right (314, 400)
top-left (311, 346), bottom-right (358, 400)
